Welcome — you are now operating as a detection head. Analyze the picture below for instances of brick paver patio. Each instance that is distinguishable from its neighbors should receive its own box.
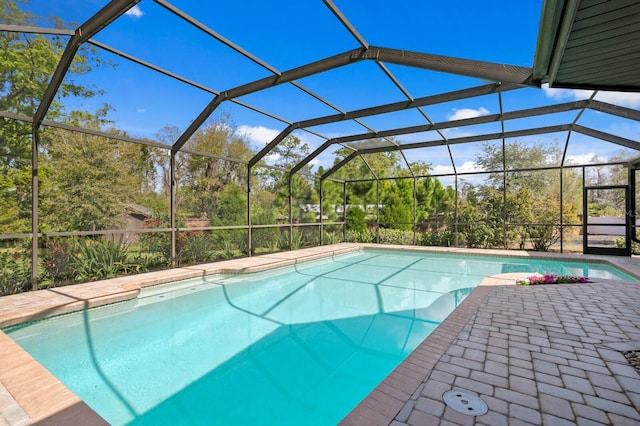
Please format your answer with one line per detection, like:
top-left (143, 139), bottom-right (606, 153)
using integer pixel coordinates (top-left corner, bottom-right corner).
top-left (2, 244), bottom-right (640, 425)
top-left (343, 274), bottom-right (640, 425)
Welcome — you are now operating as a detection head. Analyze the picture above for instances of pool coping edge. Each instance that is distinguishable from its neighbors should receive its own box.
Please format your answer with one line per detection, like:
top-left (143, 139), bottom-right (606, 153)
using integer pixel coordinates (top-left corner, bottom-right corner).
top-left (338, 274), bottom-right (516, 425)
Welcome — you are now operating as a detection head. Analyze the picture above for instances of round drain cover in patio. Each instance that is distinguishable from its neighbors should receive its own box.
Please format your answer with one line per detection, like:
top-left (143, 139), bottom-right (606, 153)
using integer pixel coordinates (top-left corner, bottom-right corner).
top-left (443, 389), bottom-right (488, 416)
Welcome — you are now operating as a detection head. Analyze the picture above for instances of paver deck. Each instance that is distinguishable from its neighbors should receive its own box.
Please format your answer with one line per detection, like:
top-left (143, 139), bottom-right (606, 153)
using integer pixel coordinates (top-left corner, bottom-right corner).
top-left (2, 244), bottom-right (640, 425)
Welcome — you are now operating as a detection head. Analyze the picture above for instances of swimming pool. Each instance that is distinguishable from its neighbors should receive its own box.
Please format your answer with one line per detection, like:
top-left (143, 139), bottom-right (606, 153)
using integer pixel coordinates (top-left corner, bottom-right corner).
top-left (4, 249), bottom-right (637, 425)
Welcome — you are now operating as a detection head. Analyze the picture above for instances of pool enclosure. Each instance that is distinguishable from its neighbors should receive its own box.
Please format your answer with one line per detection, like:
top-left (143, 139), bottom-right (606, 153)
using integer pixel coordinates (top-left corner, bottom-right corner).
top-left (1, 0), bottom-right (640, 293)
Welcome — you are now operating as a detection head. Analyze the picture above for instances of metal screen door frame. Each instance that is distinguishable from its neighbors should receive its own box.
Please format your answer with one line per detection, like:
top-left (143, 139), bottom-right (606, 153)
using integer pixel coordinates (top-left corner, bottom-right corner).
top-left (583, 185), bottom-right (630, 256)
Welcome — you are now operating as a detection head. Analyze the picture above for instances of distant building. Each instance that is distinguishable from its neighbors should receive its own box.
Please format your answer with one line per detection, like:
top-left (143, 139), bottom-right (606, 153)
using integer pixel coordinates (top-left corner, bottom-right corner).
top-left (108, 204), bottom-right (154, 243)
top-left (109, 205), bottom-right (212, 244)
top-left (299, 204), bottom-right (382, 221)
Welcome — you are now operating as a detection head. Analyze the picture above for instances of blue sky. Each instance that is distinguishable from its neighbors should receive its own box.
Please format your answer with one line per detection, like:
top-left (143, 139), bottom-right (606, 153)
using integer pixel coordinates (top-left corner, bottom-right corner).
top-left (20, 0), bottom-right (640, 174)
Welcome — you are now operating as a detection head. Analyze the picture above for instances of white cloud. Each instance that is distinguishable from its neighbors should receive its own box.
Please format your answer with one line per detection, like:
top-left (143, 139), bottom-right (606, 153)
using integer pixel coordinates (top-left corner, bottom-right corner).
top-left (595, 92), bottom-right (640, 109)
top-left (264, 152), bottom-right (281, 164)
top-left (565, 153), bottom-right (596, 165)
top-left (542, 84), bottom-right (592, 101)
top-left (542, 83), bottom-right (640, 109)
top-left (432, 161), bottom-right (479, 175)
top-left (136, 107), bottom-right (146, 113)
top-left (441, 128), bottom-right (477, 139)
top-left (432, 164), bottom-right (455, 175)
top-left (125, 5), bottom-right (144, 18)
top-left (311, 150), bottom-right (338, 171)
top-left (457, 161), bottom-right (481, 173)
top-left (236, 125), bottom-right (280, 145)
top-left (447, 107), bottom-right (489, 121)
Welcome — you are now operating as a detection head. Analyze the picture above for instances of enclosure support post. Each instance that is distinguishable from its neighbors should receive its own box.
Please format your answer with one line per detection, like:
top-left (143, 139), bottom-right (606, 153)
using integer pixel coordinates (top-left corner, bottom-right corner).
top-left (31, 130), bottom-right (39, 291)
top-left (630, 166), bottom-right (639, 245)
top-left (289, 173), bottom-right (293, 250)
top-left (413, 177), bottom-right (417, 245)
top-left (454, 176), bottom-right (459, 247)
top-left (582, 166), bottom-right (586, 252)
top-left (376, 180), bottom-right (380, 244)
top-left (170, 152), bottom-right (176, 266)
top-left (343, 182), bottom-right (347, 242)
top-left (560, 168), bottom-right (564, 252)
top-left (247, 165), bottom-right (252, 257)
top-left (320, 178), bottom-right (324, 245)
top-left (502, 139), bottom-right (507, 249)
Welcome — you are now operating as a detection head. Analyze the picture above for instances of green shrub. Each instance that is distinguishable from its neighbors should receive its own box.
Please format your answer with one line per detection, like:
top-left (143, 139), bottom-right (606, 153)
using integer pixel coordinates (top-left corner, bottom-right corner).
top-left (291, 228), bottom-right (305, 250)
top-left (216, 229), bottom-right (247, 254)
top-left (528, 224), bottom-right (560, 252)
top-left (42, 238), bottom-right (79, 285)
top-left (301, 228), bottom-right (320, 248)
top-left (377, 228), bottom-right (414, 245)
top-left (345, 207), bottom-right (367, 232)
top-left (138, 218), bottom-right (171, 267)
top-left (72, 238), bottom-right (140, 281)
top-left (459, 223), bottom-right (497, 248)
top-left (345, 229), bottom-right (374, 243)
top-left (219, 240), bottom-right (237, 260)
top-left (133, 251), bottom-right (168, 271)
top-left (176, 230), bottom-right (217, 265)
top-left (264, 238), bottom-right (280, 253)
top-left (614, 237), bottom-right (640, 254)
top-left (0, 250), bottom-right (31, 296)
top-left (419, 230), bottom-right (458, 247)
top-left (251, 227), bottom-right (282, 253)
top-left (323, 231), bottom-right (341, 245)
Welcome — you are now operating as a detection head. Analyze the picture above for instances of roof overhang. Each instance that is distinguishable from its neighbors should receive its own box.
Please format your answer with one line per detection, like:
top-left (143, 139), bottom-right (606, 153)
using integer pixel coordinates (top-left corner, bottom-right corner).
top-left (533, 0), bottom-right (640, 92)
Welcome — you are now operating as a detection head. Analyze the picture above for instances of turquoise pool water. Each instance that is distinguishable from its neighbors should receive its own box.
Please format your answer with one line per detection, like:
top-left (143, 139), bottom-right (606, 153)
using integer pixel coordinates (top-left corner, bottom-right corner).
top-left (4, 249), bottom-right (637, 425)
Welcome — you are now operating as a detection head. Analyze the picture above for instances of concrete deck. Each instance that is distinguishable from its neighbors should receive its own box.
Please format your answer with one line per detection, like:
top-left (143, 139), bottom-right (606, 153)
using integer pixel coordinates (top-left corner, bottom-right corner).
top-left (2, 244), bottom-right (640, 425)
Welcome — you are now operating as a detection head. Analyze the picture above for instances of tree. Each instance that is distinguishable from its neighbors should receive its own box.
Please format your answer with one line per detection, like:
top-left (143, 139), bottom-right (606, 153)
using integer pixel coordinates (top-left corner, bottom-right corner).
top-left (476, 140), bottom-right (562, 191)
top-left (215, 184), bottom-right (246, 226)
top-left (179, 116), bottom-right (253, 221)
top-left (330, 145), bottom-right (455, 232)
top-left (332, 146), bottom-right (394, 200)
top-left (586, 151), bottom-right (633, 214)
top-left (266, 135), bottom-right (316, 222)
top-left (456, 197), bottom-right (497, 248)
top-left (464, 139), bottom-right (581, 250)
top-left (417, 175), bottom-right (455, 225)
top-left (0, 1), bottom-right (106, 117)
top-left (152, 126), bottom-right (178, 193)
top-left (479, 141), bottom-right (554, 195)
top-left (38, 112), bottom-right (148, 232)
top-left (345, 206), bottom-right (367, 232)
top-left (270, 135), bottom-right (310, 169)
top-left (317, 173), bottom-right (343, 222)
top-left (331, 147), bottom-right (404, 222)
top-left (136, 125), bottom-right (182, 218)
top-left (0, 0), bottom-right (110, 233)
top-left (380, 179), bottom-right (413, 230)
